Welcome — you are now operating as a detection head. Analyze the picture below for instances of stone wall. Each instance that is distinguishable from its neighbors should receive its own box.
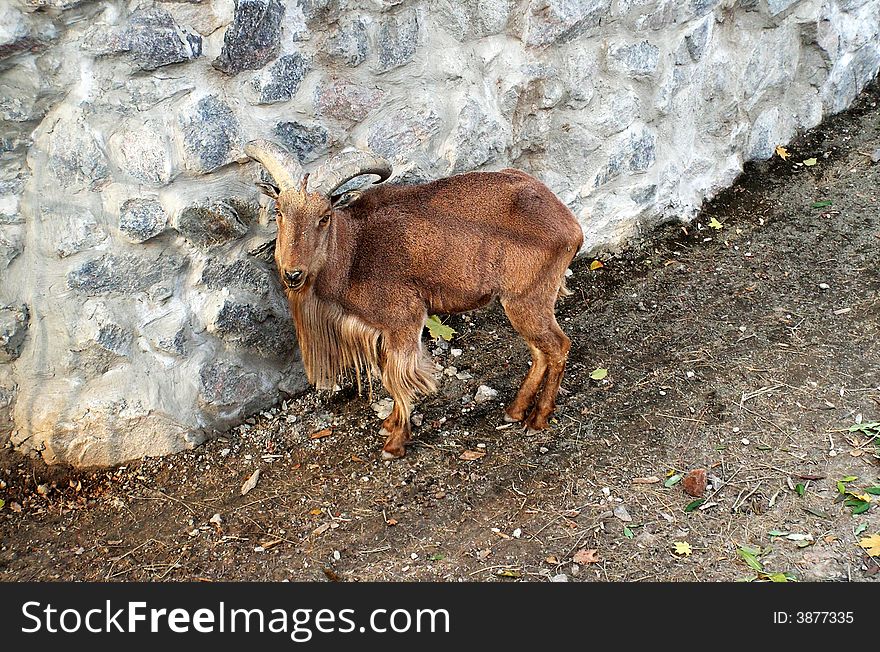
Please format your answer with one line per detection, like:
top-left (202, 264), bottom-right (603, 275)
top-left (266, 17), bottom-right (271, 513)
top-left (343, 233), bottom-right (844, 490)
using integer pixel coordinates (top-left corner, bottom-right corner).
top-left (1, 0), bottom-right (878, 466)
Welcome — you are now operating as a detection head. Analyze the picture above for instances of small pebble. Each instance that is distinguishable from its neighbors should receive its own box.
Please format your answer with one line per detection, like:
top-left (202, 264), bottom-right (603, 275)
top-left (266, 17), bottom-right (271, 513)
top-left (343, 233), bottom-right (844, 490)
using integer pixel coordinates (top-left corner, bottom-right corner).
top-left (818, 283), bottom-right (830, 290)
top-left (512, 528), bottom-right (522, 539)
top-left (474, 385), bottom-right (498, 403)
top-left (333, 551), bottom-right (341, 561)
top-left (613, 505), bottom-right (632, 522)
top-left (450, 348), bottom-right (463, 357)
top-left (741, 438), bottom-right (750, 445)
top-left (550, 574), bottom-right (569, 582)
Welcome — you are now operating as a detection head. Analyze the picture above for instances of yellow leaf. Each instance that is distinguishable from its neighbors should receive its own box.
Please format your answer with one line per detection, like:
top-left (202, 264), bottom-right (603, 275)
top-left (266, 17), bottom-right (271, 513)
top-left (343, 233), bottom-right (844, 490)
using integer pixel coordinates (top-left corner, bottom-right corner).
top-left (589, 260), bottom-right (604, 271)
top-left (802, 157), bottom-right (817, 166)
top-left (708, 217), bottom-right (723, 230)
top-left (775, 145), bottom-right (790, 160)
top-left (309, 508), bottom-right (323, 516)
top-left (673, 541), bottom-right (692, 556)
top-left (858, 534), bottom-right (880, 557)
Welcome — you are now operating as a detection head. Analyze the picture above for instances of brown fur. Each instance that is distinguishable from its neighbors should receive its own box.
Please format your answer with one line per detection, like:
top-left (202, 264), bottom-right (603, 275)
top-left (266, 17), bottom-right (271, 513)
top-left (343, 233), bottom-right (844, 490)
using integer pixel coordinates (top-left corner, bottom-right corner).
top-left (266, 167), bottom-right (584, 459)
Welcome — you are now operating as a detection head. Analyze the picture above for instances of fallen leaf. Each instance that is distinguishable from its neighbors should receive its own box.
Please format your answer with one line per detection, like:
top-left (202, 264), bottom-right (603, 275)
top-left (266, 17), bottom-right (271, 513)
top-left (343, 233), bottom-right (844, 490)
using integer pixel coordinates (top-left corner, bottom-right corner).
top-left (802, 157), bottom-right (818, 166)
top-left (738, 546), bottom-right (763, 572)
top-left (632, 476), bottom-right (661, 484)
top-left (313, 522), bottom-right (331, 536)
top-left (260, 538), bottom-right (284, 549)
top-left (708, 217), bottom-right (723, 230)
top-left (590, 368), bottom-right (608, 381)
top-left (684, 499), bottom-right (705, 512)
top-left (426, 315), bottom-right (455, 341)
top-left (240, 469), bottom-right (260, 496)
top-left (386, 518), bottom-right (398, 526)
top-left (858, 534), bottom-right (880, 557)
top-left (664, 473), bottom-right (683, 488)
top-left (496, 569), bottom-right (522, 578)
top-left (589, 260), bottom-right (604, 271)
top-left (623, 526), bottom-right (634, 539)
top-left (775, 145), bottom-right (790, 160)
top-left (573, 548), bottom-right (600, 564)
top-left (545, 556), bottom-right (559, 564)
top-left (811, 200), bottom-right (833, 209)
top-left (309, 508), bottom-right (323, 516)
top-left (673, 541), bottom-right (692, 556)
top-left (683, 468), bottom-right (707, 497)
top-left (309, 428), bottom-right (333, 440)
top-left (459, 450), bottom-right (486, 461)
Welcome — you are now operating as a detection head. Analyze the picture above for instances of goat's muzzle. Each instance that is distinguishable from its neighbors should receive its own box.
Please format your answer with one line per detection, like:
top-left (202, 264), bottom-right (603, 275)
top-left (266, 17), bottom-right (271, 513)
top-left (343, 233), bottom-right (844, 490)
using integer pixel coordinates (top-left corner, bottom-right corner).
top-left (283, 269), bottom-right (306, 291)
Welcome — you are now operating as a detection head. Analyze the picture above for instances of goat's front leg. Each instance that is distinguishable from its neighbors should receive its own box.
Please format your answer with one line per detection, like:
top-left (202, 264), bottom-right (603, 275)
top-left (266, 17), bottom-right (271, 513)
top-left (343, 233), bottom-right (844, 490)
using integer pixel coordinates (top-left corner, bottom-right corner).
top-left (378, 320), bottom-right (438, 459)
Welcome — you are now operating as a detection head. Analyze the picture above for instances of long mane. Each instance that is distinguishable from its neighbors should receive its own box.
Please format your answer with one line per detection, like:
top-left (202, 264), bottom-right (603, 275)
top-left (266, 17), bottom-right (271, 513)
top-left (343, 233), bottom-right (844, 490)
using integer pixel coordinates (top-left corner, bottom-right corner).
top-left (288, 290), bottom-right (382, 395)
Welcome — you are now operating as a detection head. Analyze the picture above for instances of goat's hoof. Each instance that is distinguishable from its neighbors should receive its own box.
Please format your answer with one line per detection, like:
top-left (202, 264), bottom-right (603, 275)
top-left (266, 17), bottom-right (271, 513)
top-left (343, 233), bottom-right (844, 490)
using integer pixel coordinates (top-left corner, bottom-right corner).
top-left (503, 412), bottom-right (521, 423)
top-left (381, 449), bottom-right (403, 460)
top-left (380, 427), bottom-right (406, 460)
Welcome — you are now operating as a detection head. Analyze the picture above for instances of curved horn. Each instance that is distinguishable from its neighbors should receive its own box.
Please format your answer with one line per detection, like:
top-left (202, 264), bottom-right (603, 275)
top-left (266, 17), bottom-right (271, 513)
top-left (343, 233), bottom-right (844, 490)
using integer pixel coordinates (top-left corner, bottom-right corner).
top-left (308, 151), bottom-right (393, 198)
top-left (244, 139), bottom-right (303, 192)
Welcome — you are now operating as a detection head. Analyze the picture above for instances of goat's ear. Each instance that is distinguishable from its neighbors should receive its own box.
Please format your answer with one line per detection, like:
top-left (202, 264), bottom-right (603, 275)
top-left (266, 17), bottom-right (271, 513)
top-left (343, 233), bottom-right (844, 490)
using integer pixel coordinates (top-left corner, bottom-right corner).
top-left (331, 190), bottom-right (361, 208)
top-left (255, 182), bottom-right (280, 199)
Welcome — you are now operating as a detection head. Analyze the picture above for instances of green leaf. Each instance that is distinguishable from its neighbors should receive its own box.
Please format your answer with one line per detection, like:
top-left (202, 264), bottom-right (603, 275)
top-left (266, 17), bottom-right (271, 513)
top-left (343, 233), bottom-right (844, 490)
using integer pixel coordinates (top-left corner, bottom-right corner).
top-left (684, 499), bottom-right (705, 512)
top-left (802, 506), bottom-right (831, 519)
top-left (738, 547), bottom-right (764, 572)
top-left (864, 487), bottom-right (880, 495)
top-left (837, 481), bottom-right (847, 495)
top-left (0, 498), bottom-right (4, 510)
top-left (811, 200), bottom-right (833, 209)
top-left (802, 158), bottom-right (818, 166)
top-left (854, 523), bottom-right (868, 537)
top-left (841, 475), bottom-right (858, 482)
top-left (851, 502), bottom-right (871, 515)
top-left (425, 315), bottom-right (455, 341)
top-left (664, 473), bottom-right (683, 488)
top-left (795, 483), bottom-right (805, 497)
top-left (768, 530), bottom-right (788, 537)
top-left (766, 572), bottom-right (791, 583)
top-left (590, 368), bottom-right (608, 381)
top-left (708, 217), bottom-right (723, 230)
top-left (623, 526), bottom-right (634, 539)
top-left (429, 553), bottom-right (445, 562)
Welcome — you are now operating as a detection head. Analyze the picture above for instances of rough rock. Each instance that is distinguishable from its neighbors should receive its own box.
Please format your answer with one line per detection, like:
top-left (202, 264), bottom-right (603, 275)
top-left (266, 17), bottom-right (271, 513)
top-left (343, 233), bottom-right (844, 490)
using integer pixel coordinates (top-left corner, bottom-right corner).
top-left (67, 253), bottom-right (185, 296)
top-left (315, 79), bottom-right (385, 122)
top-left (326, 18), bottom-right (368, 67)
top-left (0, 304), bottom-right (29, 363)
top-left (213, 0), bottom-right (284, 75)
top-left (608, 40), bottom-right (660, 79)
top-left (119, 198), bottom-right (168, 243)
top-left (172, 198), bottom-right (254, 249)
top-left (521, 0), bottom-right (611, 46)
top-left (106, 6), bottom-right (202, 71)
top-left (247, 52), bottom-right (310, 105)
top-left (178, 95), bottom-right (242, 174)
top-left (376, 8), bottom-right (421, 72)
top-left (275, 121), bottom-right (331, 164)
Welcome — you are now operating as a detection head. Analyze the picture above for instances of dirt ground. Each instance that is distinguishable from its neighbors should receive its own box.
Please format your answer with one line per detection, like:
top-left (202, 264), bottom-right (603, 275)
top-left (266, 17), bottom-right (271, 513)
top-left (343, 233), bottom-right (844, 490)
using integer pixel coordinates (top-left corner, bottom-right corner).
top-left (2, 81), bottom-right (879, 583)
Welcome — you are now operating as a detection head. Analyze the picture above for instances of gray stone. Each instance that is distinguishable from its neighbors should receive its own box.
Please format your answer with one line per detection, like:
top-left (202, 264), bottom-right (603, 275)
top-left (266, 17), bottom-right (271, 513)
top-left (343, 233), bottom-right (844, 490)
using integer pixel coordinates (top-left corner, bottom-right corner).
top-left (173, 198), bottom-right (256, 249)
top-left (275, 121), bottom-right (331, 164)
top-left (0, 304), bottom-right (29, 363)
top-left (201, 258), bottom-right (273, 295)
top-left (433, 0), bottom-right (511, 41)
top-left (747, 106), bottom-right (782, 160)
top-left (446, 98), bottom-right (506, 173)
top-left (107, 6), bottom-right (202, 71)
top-left (326, 18), bottom-right (368, 67)
top-left (684, 17), bottom-right (712, 62)
top-left (594, 126), bottom-right (656, 187)
top-left (376, 8), bottom-right (420, 73)
top-left (609, 40), bottom-right (660, 78)
top-left (119, 198), bottom-right (168, 243)
top-left (178, 94), bottom-right (242, 174)
top-left (821, 45), bottom-right (880, 114)
top-left (315, 80), bottom-right (386, 122)
top-left (589, 88), bottom-right (640, 136)
top-left (43, 207), bottom-right (107, 259)
top-left (766, 0), bottom-right (798, 16)
top-left (67, 252), bottom-right (185, 296)
top-left (0, 380), bottom-right (15, 440)
top-left (0, 225), bottom-right (23, 270)
top-left (199, 360), bottom-right (261, 407)
top-left (209, 299), bottom-right (292, 358)
top-left (247, 52), bottom-right (310, 105)
top-left (687, 0), bottom-right (721, 18)
top-left (367, 108), bottom-right (442, 161)
top-left (521, 0), bottom-right (611, 47)
top-left (108, 124), bottom-right (173, 186)
top-left (46, 114), bottom-right (109, 190)
top-left (213, 0), bottom-right (284, 75)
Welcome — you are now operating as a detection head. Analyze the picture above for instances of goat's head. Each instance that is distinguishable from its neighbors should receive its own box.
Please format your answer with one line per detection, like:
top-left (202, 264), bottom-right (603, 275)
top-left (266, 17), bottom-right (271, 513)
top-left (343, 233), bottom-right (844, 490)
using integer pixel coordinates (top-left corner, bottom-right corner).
top-left (245, 140), bottom-right (392, 292)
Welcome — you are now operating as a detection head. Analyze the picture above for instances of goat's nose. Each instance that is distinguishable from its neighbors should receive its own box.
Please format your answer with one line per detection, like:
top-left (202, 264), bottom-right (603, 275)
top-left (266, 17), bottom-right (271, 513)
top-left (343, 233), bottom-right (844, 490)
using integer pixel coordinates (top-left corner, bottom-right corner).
top-left (284, 269), bottom-right (304, 288)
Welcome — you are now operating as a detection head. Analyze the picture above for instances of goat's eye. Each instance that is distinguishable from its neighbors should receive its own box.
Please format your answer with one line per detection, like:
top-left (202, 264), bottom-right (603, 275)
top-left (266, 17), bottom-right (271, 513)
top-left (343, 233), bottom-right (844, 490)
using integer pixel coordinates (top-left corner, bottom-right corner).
top-left (318, 213), bottom-right (330, 226)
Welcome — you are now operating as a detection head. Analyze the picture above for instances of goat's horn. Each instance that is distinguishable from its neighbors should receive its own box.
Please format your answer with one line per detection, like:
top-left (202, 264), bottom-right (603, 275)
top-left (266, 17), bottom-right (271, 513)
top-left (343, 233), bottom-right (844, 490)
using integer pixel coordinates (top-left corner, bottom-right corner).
top-left (244, 139), bottom-right (303, 192)
top-left (308, 151), bottom-right (392, 198)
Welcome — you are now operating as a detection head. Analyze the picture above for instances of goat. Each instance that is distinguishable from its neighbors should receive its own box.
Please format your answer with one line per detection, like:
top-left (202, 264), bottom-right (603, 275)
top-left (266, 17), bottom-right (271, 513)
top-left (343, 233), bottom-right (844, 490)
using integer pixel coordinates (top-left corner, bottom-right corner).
top-left (245, 140), bottom-right (584, 459)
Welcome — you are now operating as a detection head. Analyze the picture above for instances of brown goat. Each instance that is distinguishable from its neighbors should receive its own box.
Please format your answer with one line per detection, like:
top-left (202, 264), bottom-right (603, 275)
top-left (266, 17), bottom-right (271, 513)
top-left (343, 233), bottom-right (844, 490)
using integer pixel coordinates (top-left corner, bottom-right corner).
top-left (245, 141), bottom-right (584, 459)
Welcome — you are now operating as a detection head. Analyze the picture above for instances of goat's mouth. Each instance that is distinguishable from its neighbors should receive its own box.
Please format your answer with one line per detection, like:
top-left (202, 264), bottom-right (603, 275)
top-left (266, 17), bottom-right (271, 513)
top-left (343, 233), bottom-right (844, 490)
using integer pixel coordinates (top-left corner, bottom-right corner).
top-left (282, 269), bottom-right (308, 291)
